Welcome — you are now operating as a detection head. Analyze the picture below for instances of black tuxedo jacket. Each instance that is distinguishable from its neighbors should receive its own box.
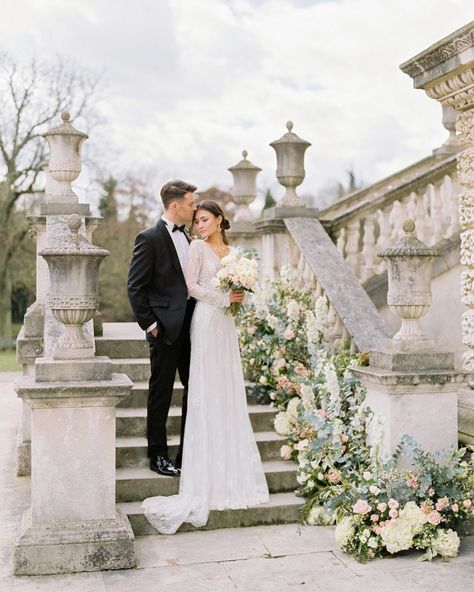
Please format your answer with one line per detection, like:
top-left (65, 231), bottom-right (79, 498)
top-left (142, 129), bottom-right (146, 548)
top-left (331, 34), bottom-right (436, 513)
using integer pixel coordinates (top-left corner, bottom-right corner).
top-left (127, 220), bottom-right (195, 345)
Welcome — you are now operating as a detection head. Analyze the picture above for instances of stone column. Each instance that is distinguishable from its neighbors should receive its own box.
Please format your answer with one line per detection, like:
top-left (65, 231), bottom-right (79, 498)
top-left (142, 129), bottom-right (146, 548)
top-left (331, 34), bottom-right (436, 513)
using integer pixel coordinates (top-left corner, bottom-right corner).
top-left (13, 115), bottom-right (136, 575)
top-left (400, 21), bottom-right (474, 443)
top-left (352, 220), bottom-right (466, 459)
top-left (257, 122), bottom-right (317, 277)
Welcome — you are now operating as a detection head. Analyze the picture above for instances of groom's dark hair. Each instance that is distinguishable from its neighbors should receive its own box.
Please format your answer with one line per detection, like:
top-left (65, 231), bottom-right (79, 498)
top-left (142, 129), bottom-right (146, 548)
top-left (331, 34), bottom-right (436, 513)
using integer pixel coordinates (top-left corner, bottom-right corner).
top-left (161, 180), bottom-right (197, 209)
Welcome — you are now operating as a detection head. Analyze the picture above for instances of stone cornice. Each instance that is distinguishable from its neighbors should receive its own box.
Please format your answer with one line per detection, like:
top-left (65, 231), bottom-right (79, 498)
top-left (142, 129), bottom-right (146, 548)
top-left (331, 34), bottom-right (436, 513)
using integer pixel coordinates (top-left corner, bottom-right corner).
top-left (400, 21), bottom-right (474, 88)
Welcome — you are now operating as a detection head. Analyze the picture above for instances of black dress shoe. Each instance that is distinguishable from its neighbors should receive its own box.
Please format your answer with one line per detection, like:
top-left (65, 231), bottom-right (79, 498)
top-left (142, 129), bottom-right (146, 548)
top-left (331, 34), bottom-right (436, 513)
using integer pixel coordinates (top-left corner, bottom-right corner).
top-left (150, 456), bottom-right (180, 477)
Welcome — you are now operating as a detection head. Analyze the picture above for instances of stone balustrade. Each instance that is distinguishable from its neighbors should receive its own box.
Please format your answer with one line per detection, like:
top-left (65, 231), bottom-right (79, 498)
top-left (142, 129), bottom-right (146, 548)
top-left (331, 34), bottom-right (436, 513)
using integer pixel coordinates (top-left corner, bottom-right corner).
top-left (320, 153), bottom-right (460, 284)
top-left (284, 217), bottom-right (392, 353)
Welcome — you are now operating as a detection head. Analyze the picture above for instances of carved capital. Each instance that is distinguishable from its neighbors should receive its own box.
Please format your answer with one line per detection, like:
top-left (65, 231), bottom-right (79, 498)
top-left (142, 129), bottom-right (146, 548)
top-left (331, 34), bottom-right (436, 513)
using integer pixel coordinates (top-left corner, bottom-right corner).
top-left (425, 69), bottom-right (474, 111)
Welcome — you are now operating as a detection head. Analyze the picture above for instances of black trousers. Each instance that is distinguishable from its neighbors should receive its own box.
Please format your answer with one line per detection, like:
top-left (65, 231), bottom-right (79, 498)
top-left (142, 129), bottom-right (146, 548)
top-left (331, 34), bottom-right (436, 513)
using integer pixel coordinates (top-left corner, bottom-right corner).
top-left (146, 301), bottom-right (193, 461)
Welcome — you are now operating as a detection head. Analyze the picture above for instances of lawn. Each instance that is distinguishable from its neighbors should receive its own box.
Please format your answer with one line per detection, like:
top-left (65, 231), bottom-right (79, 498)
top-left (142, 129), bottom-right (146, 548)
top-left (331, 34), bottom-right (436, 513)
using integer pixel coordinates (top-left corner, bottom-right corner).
top-left (0, 350), bottom-right (21, 372)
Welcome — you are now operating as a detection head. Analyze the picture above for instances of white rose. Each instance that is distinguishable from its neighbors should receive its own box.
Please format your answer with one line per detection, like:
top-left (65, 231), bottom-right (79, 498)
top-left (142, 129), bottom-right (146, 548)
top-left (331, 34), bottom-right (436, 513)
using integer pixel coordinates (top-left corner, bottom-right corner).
top-left (274, 412), bottom-right (290, 436)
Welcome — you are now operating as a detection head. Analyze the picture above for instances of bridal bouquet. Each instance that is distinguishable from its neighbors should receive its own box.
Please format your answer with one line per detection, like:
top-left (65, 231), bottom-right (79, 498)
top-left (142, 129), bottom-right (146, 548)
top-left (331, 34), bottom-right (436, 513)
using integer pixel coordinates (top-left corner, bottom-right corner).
top-left (212, 248), bottom-right (259, 316)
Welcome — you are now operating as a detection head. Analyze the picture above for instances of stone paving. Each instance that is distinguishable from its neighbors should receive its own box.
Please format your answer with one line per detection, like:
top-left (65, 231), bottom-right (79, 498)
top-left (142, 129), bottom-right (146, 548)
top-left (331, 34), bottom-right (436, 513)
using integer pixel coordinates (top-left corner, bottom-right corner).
top-left (1, 371), bottom-right (474, 591)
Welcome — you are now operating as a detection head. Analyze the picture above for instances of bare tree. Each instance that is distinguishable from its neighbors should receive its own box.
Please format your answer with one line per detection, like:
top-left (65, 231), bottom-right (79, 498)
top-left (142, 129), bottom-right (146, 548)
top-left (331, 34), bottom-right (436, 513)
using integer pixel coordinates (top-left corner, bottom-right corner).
top-left (0, 50), bottom-right (102, 346)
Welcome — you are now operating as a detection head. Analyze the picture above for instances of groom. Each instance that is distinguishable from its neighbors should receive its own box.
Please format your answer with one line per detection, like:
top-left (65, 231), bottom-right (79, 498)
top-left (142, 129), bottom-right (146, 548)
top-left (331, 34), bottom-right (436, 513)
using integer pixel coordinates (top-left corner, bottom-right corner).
top-left (127, 180), bottom-right (197, 477)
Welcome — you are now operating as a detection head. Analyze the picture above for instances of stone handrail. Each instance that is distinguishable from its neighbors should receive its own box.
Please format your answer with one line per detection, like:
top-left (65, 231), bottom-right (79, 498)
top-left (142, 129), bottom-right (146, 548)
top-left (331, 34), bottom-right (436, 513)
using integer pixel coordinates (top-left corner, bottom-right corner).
top-left (319, 153), bottom-right (459, 282)
top-left (284, 217), bottom-right (393, 352)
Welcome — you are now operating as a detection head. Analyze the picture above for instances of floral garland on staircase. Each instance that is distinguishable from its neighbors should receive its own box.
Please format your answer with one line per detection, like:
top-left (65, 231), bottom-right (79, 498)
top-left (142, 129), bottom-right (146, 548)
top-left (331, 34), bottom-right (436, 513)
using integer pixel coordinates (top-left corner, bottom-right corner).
top-left (239, 271), bottom-right (474, 562)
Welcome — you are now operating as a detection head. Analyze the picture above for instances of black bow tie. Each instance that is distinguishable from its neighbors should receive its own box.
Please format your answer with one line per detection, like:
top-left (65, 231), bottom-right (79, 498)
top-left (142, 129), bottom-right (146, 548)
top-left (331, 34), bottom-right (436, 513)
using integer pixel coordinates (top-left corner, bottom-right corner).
top-left (172, 224), bottom-right (186, 233)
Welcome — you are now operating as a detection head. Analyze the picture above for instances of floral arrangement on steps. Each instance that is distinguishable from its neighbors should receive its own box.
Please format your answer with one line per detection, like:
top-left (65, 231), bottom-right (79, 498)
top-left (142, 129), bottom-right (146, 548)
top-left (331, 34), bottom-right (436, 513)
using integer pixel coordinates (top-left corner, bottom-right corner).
top-left (238, 271), bottom-right (474, 563)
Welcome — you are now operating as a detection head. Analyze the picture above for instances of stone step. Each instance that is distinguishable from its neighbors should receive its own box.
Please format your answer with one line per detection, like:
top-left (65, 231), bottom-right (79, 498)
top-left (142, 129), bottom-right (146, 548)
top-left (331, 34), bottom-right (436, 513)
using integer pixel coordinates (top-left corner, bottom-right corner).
top-left (116, 405), bottom-right (277, 437)
top-left (116, 432), bottom-right (284, 468)
top-left (112, 359), bottom-right (151, 382)
top-left (118, 382), bottom-right (258, 409)
top-left (95, 336), bottom-right (148, 359)
top-left (115, 460), bottom-right (297, 502)
top-left (118, 492), bottom-right (302, 535)
top-left (118, 382), bottom-right (182, 409)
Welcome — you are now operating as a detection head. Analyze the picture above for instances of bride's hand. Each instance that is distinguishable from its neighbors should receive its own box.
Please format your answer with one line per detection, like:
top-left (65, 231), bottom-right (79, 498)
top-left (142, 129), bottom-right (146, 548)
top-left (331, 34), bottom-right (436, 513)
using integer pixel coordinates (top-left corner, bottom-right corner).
top-left (230, 290), bottom-right (244, 303)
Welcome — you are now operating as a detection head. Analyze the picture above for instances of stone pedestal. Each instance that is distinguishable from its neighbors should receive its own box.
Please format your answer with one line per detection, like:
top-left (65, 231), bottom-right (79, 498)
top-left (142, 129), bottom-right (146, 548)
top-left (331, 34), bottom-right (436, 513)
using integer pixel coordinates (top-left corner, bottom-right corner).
top-left (13, 358), bottom-right (135, 575)
top-left (254, 205), bottom-right (319, 278)
top-left (352, 350), bottom-right (466, 460)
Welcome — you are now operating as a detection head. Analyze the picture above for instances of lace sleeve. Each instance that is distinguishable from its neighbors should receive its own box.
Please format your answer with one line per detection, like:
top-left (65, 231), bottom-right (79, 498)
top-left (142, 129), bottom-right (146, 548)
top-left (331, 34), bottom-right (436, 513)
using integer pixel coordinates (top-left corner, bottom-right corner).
top-left (185, 241), bottom-right (230, 308)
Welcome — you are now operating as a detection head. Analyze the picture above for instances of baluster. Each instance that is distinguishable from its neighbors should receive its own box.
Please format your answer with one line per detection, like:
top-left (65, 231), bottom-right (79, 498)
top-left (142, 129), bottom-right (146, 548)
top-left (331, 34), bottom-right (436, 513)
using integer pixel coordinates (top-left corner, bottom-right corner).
top-left (303, 260), bottom-right (313, 289)
top-left (414, 191), bottom-right (429, 243)
top-left (345, 219), bottom-right (361, 277)
top-left (336, 227), bottom-right (346, 257)
top-left (389, 200), bottom-right (404, 240)
top-left (326, 303), bottom-right (337, 348)
top-left (430, 182), bottom-right (444, 244)
top-left (406, 191), bottom-right (417, 220)
top-left (333, 314), bottom-right (344, 350)
top-left (360, 216), bottom-right (377, 281)
top-left (443, 175), bottom-right (459, 238)
top-left (315, 281), bottom-right (323, 298)
top-left (376, 208), bottom-right (391, 273)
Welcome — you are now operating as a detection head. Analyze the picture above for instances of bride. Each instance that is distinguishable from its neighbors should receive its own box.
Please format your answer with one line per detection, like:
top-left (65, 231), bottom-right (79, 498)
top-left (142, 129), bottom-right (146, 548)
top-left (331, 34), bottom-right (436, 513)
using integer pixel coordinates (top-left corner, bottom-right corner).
top-left (142, 200), bottom-right (269, 534)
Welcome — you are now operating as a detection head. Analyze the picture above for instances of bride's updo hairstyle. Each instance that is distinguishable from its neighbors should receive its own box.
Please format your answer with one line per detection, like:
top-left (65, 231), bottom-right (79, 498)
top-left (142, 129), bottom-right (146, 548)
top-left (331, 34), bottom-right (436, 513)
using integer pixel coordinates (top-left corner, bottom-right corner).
top-left (194, 200), bottom-right (231, 245)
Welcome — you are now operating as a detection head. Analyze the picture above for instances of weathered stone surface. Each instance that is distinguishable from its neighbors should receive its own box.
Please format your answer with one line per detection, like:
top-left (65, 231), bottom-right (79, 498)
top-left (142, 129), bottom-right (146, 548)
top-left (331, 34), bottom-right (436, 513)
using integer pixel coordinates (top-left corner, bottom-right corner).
top-left (40, 202), bottom-right (91, 216)
top-left (352, 365), bottom-right (466, 458)
top-left (284, 217), bottom-right (393, 352)
top-left (369, 349), bottom-right (454, 372)
top-left (459, 389), bottom-right (474, 443)
top-left (35, 356), bottom-right (113, 383)
top-left (14, 507), bottom-right (136, 575)
top-left (16, 327), bottom-right (44, 366)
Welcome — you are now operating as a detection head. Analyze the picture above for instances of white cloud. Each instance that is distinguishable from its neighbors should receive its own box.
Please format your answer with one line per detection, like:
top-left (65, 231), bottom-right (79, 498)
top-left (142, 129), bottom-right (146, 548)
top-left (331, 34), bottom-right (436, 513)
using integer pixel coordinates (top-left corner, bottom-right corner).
top-left (0, 0), bottom-right (472, 207)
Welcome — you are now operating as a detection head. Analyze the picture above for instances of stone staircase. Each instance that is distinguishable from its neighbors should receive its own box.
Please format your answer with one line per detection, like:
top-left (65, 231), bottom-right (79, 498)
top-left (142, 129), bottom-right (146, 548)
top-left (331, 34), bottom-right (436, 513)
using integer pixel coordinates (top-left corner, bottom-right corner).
top-left (95, 323), bottom-right (301, 535)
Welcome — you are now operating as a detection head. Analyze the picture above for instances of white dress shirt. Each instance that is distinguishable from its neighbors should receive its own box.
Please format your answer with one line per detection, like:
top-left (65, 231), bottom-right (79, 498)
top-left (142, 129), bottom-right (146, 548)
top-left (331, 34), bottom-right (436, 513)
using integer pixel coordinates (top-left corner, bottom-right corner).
top-left (146, 216), bottom-right (190, 333)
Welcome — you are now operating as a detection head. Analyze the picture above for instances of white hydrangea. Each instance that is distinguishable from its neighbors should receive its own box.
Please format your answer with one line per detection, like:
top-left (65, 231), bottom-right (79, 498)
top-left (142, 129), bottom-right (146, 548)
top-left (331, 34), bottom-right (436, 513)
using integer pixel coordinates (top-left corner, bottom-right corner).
top-left (431, 529), bottom-right (460, 559)
top-left (286, 397), bottom-right (301, 420)
top-left (274, 412), bottom-right (291, 436)
top-left (399, 501), bottom-right (428, 536)
top-left (380, 520), bottom-right (414, 554)
top-left (335, 516), bottom-right (355, 549)
top-left (266, 315), bottom-right (280, 332)
top-left (306, 505), bottom-right (334, 526)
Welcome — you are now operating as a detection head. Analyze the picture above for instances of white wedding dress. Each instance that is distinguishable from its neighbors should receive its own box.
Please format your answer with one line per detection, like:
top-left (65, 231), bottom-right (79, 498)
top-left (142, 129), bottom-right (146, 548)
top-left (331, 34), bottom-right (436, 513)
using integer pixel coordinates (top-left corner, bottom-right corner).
top-left (142, 239), bottom-right (269, 534)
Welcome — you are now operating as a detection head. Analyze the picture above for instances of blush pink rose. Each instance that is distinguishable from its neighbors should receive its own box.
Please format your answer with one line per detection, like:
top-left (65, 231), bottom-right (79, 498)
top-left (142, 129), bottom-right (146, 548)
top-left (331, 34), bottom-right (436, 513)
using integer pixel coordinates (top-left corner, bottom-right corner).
top-left (373, 526), bottom-right (382, 535)
top-left (452, 503), bottom-right (459, 513)
top-left (463, 499), bottom-right (472, 509)
top-left (427, 510), bottom-right (442, 525)
top-left (370, 514), bottom-right (379, 522)
top-left (284, 327), bottom-right (295, 340)
top-left (353, 499), bottom-right (371, 515)
top-left (389, 508), bottom-right (399, 519)
top-left (328, 469), bottom-right (341, 484)
top-left (280, 444), bottom-right (292, 460)
top-left (387, 498), bottom-right (399, 510)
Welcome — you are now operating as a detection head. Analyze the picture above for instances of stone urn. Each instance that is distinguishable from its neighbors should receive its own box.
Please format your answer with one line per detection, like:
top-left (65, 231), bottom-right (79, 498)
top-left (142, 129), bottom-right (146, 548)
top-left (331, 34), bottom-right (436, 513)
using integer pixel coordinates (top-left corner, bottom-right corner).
top-left (40, 214), bottom-right (109, 359)
top-left (270, 121), bottom-right (311, 206)
top-left (378, 219), bottom-right (438, 347)
top-left (228, 150), bottom-right (261, 221)
top-left (42, 112), bottom-right (88, 203)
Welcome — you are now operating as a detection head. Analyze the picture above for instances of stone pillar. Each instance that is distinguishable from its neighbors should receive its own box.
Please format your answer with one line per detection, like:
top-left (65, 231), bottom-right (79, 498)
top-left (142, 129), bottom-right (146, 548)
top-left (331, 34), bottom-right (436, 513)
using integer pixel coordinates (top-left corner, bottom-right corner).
top-left (400, 21), bottom-right (474, 443)
top-left (13, 114), bottom-right (136, 575)
top-left (257, 122), bottom-right (317, 277)
top-left (352, 220), bottom-right (466, 459)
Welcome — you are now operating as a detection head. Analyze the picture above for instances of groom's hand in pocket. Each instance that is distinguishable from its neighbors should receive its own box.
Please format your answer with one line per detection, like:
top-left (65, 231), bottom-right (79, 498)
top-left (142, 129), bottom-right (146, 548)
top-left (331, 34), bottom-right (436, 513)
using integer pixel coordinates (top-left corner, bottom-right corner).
top-left (150, 327), bottom-right (159, 338)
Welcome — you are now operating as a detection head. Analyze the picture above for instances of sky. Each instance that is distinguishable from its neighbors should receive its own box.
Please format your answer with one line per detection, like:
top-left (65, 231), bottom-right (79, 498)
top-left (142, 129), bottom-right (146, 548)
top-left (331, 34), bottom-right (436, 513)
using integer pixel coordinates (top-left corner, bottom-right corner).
top-left (1, 0), bottom-right (473, 210)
